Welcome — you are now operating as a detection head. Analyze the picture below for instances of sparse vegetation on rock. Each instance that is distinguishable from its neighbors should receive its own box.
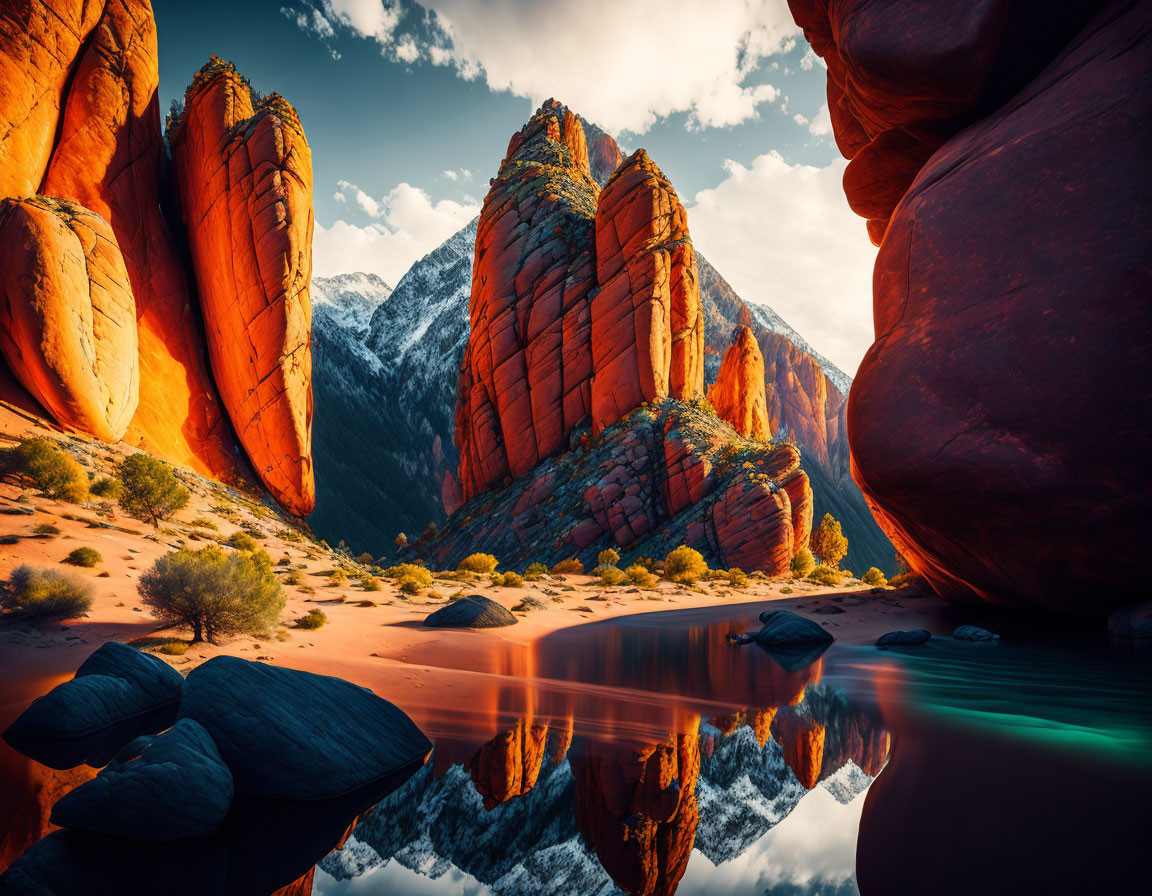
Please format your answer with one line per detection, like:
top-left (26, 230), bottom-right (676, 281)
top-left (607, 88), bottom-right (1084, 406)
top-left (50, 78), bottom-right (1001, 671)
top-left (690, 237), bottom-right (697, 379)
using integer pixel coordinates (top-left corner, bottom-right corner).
top-left (89, 476), bottom-right (122, 499)
top-left (226, 531), bottom-right (258, 552)
top-left (0, 438), bottom-right (87, 502)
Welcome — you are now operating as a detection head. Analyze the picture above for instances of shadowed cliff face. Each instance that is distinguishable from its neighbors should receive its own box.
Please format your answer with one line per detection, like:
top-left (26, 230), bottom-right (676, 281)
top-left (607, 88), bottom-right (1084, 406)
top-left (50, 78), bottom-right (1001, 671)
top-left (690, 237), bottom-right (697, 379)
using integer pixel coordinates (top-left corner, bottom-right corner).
top-left (0, 4), bottom-right (314, 516)
top-left (792, 0), bottom-right (1152, 610)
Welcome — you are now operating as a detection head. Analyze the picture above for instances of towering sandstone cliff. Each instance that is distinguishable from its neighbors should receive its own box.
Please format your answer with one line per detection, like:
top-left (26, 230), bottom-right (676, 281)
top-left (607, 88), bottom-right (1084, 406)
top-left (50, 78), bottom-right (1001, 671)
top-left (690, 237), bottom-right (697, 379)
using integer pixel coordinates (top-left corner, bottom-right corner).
top-left (0, 3), bottom-right (313, 515)
top-left (791, 0), bottom-right (1151, 610)
top-left (708, 321), bottom-right (771, 441)
top-left (433, 102), bottom-right (812, 573)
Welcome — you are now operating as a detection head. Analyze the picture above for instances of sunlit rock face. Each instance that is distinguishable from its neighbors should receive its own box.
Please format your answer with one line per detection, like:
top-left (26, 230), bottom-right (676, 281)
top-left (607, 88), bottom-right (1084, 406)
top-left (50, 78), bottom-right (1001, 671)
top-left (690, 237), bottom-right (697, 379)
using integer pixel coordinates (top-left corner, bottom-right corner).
top-left (169, 57), bottom-right (315, 516)
top-left (708, 323), bottom-right (771, 440)
top-left (791, 0), bottom-right (1152, 610)
top-left (0, 198), bottom-right (138, 443)
top-left (466, 719), bottom-right (551, 810)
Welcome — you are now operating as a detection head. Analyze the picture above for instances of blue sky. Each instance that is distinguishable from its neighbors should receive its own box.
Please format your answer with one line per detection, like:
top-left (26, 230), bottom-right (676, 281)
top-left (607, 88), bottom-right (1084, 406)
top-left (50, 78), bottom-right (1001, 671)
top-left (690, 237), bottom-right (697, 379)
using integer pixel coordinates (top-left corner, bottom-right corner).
top-left (155, 0), bottom-right (876, 376)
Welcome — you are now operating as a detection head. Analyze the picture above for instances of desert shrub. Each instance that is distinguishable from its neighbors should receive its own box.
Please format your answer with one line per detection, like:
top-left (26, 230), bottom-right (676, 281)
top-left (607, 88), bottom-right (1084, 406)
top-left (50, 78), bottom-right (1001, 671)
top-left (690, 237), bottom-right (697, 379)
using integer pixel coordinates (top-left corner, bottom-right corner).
top-left (276, 528), bottom-right (302, 543)
top-left (0, 535), bottom-right (18, 545)
top-left (512, 596), bottom-right (545, 612)
top-left (789, 547), bottom-right (815, 579)
top-left (490, 571), bottom-right (524, 587)
top-left (625, 564), bottom-right (658, 588)
top-left (780, 587), bottom-right (794, 594)
top-left (328, 567), bottom-right (348, 585)
top-left (399, 579), bottom-right (421, 595)
top-left (664, 546), bottom-right (708, 584)
top-left (137, 546), bottom-right (284, 643)
top-left (810, 513), bottom-right (848, 570)
top-left (550, 557), bottom-right (584, 575)
top-left (355, 599), bottom-right (377, 608)
top-left (189, 518), bottom-right (219, 531)
top-left (361, 576), bottom-right (381, 591)
top-left (597, 548), bottom-right (620, 566)
top-left (596, 566), bottom-right (629, 586)
top-left (888, 572), bottom-right (920, 589)
top-left (840, 569), bottom-right (855, 580)
top-left (726, 568), bottom-right (749, 588)
top-left (295, 608), bottom-right (327, 630)
top-left (226, 531), bottom-right (258, 552)
top-left (458, 553), bottom-right (498, 573)
top-left (357, 552), bottom-right (374, 564)
top-left (283, 569), bottom-right (302, 585)
top-left (118, 454), bottom-right (189, 525)
top-left (807, 564), bottom-right (841, 587)
top-left (33, 523), bottom-right (60, 537)
top-left (63, 547), bottom-right (102, 567)
top-left (524, 562), bottom-right (548, 580)
top-left (384, 564), bottom-right (433, 591)
top-left (394, 532), bottom-right (408, 550)
top-left (861, 567), bottom-right (887, 587)
top-left (89, 476), bottom-right (122, 499)
top-left (634, 556), bottom-right (659, 573)
top-left (0, 438), bottom-right (87, 501)
top-left (3, 566), bottom-right (93, 617)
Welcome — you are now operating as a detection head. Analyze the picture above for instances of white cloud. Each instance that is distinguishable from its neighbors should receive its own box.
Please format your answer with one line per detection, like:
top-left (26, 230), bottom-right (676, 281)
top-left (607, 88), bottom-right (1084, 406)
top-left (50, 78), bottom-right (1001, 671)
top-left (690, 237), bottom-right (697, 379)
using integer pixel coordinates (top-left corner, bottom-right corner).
top-left (793, 112), bottom-right (809, 127)
top-left (687, 151), bottom-right (876, 377)
top-left (315, 181), bottom-right (480, 284)
top-left (808, 102), bottom-right (832, 136)
top-left (441, 167), bottom-right (472, 181)
top-left (284, 0), bottom-right (801, 134)
top-left (800, 47), bottom-right (824, 70)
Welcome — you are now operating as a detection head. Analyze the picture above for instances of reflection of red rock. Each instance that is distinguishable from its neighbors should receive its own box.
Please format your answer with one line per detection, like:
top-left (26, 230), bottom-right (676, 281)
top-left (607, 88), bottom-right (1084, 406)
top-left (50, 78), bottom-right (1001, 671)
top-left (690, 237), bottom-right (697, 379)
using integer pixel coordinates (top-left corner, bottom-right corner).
top-left (0, 198), bottom-right (138, 443)
top-left (572, 732), bottom-right (700, 896)
top-left (591, 149), bottom-right (703, 434)
top-left (771, 708), bottom-right (825, 790)
top-left (466, 718), bottom-right (549, 810)
top-left (792, 0), bottom-right (1152, 610)
top-left (708, 326), bottom-right (770, 440)
top-left (170, 57), bottom-right (315, 516)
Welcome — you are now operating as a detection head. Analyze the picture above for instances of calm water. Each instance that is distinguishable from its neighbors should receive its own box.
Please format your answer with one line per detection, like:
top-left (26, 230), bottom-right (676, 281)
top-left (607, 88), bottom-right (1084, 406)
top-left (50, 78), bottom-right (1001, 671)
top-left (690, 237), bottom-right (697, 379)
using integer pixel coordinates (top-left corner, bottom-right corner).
top-left (2, 604), bottom-right (1150, 895)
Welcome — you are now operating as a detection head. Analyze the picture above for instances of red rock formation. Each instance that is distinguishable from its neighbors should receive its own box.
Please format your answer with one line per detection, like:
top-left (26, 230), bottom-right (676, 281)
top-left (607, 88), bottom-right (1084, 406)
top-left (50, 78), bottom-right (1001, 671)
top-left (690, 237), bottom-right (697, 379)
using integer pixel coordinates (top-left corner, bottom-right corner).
top-left (586, 126), bottom-right (624, 185)
top-left (708, 325), bottom-right (770, 440)
top-left (455, 101), bottom-right (600, 499)
top-left (771, 708), bottom-right (826, 790)
top-left (793, 0), bottom-right (1152, 610)
top-left (170, 57), bottom-right (315, 516)
top-left (0, 0), bottom-right (239, 478)
top-left (572, 732), bottom-right (700, 896)
top-left (591, 150), bottom-right (703, 434)
top-left (466, 718), bottom-right (549, 810)
top-left (0, 197), bottom-right (138, 442)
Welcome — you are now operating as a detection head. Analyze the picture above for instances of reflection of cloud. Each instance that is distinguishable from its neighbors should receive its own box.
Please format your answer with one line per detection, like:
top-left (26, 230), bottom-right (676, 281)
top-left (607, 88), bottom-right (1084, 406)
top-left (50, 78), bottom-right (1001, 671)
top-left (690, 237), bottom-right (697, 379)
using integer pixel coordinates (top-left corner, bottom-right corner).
top-left (677, 784), bottom-right (868, 894)
top-left (313, 860), bottom-right (493, 896)
top-left (282, 0), bottom-right (802, 133)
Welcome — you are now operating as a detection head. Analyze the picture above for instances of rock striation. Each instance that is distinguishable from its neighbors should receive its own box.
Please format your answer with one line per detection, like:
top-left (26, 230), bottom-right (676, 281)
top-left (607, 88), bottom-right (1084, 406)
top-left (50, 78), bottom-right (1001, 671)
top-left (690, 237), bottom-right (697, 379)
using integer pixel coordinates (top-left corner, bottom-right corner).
top-left (466, 719), bottom-right (549, 810)
top-left (0, 197), bottom-right (138, 442)
top-left (169, 57), bottom-right (315, 516)
top-left (707, 325), bottom-right (770, 440)
top-left (791, 0), bottom-right (1152, 611)
top-left (0, 6), bottom-right (315, 516)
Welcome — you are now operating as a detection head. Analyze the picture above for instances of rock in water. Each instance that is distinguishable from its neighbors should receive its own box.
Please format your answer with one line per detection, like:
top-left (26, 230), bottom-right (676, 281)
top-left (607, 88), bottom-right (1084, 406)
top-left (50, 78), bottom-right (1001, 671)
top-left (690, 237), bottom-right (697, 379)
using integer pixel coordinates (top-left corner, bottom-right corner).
top-left (2, 643), bottom-right (184, 769)
top-left (707, 325), bottom-right (771, 440)
top-left (49, 719), bottom-right (232, 841)
top-left (423, 595), bottom-right (518, 629)
top-left (169, 57), bottom-right (315, 516)
top-left (178, 657), bottom-right (431, 800)
top-left (1107, 601), bottom-right (1152, 641)
top-left (876, 630), bottom-right (932, 647)
top-left (792, 0), bottom-right (1152, 611)
top-left (0, 197), bottom-right (138, 442)
top-left (752, 609), bottom-right (835, 645)
top-left (952, 625), bottom-right (999, 642)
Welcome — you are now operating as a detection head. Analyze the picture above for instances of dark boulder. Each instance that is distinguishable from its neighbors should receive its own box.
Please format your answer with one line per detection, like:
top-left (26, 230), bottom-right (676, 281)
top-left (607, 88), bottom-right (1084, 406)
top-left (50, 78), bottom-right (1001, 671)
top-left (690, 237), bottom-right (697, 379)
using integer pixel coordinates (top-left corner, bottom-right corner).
top-left (178, 656), bottom-right (431, 800)
top-left (876, 630), bottom-right (932, 647)
top-left (952, 625), bottom-right (999, 642)
top-left (49, 719), bottom-right (232, 841)
top-left (727, 610), bottom-right (834, 672)
top-left (1107, 601), bottom-right (1152, 641)
top-left (2, 642), bottom-right (184, 769)
top-left (423, 594), bottom-right (518, 629)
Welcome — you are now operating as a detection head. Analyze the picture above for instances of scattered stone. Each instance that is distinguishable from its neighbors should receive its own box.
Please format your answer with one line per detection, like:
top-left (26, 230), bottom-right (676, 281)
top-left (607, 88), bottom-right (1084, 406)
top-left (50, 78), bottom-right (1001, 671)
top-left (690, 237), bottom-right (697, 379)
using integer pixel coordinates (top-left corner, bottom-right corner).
top-left (423, 595), bottom-right (517, 629)
top-left (952, 625), bottom-right (999, 642)
top-left (876, 630), bottom-right (932, 647)
top-left (49, 719), bottom-right (232, 841)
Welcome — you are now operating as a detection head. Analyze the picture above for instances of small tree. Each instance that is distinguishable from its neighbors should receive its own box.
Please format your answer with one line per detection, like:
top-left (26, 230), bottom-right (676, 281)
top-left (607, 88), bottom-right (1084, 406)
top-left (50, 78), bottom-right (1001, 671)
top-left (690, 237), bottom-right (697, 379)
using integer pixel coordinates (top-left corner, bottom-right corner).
top-left (138, 546), bottom-right (284, 643)
top-left (597, 548), bottom-right (620, 567)
top-left (118, 454), bottom-right (190, 526)
top-left (810, 513), bottom-right (848, 570)
top-left (395, 532), bottom-right (408, 550)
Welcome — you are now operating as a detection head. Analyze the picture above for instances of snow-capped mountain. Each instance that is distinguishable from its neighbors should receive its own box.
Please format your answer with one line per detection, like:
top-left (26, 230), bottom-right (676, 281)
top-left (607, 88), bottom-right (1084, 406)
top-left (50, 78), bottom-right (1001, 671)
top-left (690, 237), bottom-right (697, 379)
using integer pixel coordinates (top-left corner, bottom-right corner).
top-left (312, 272), bottom-right (392, 337)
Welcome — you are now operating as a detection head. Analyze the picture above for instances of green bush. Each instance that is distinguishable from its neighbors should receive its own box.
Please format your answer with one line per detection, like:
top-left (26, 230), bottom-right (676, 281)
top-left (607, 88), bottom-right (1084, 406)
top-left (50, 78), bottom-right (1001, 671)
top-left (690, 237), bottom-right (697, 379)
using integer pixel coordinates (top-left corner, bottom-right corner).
top-left (0, 438), bottom-right (87, 502)
top-left (597, 566), bottom-right (629, 586)
top-left (524, 562), bottom-right (548, 580)
top-left (807, 564), bottom-right (841, 587)
top-left (458, 553), bottom-right (498, 573)
top-left (137, 546), bottom-right (284, 643)
top-left (399, 579), bottom-right (421, 595)
top-left (664, 546), bottom-right (708, 584)
top-left (189, 517), bottom-right (219, 531)
top-left (550, 557), bottom-right (584, 575)
top-left (512, 596), bottom-right (545, 612)
top-left (360, 576), bottom-right (382, 591)
top-left (63, 547), bottom-right (102, 568)
top-left (118, 453), bottom-right (189, 525)
top-left (625, 564), bottom-right (658, 588)
top-left (295, 608), bottom-right (327, 630)
top-left (3, 565), bottom-right (93, 617)
top-left (490, 571), bottom-right (524, 587)
top-left (32, 523), bottom-right (60, 538)
top-left (226, 531), bottom-right (258, 552)
top-left (89, 476), bottom-right (122, 499)
top-left (283, 569), bottom-right (302, 585)
top-left (597, 548), bottom-right (620, 566)
top-left (789, 547), bottom-right (815, 579)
